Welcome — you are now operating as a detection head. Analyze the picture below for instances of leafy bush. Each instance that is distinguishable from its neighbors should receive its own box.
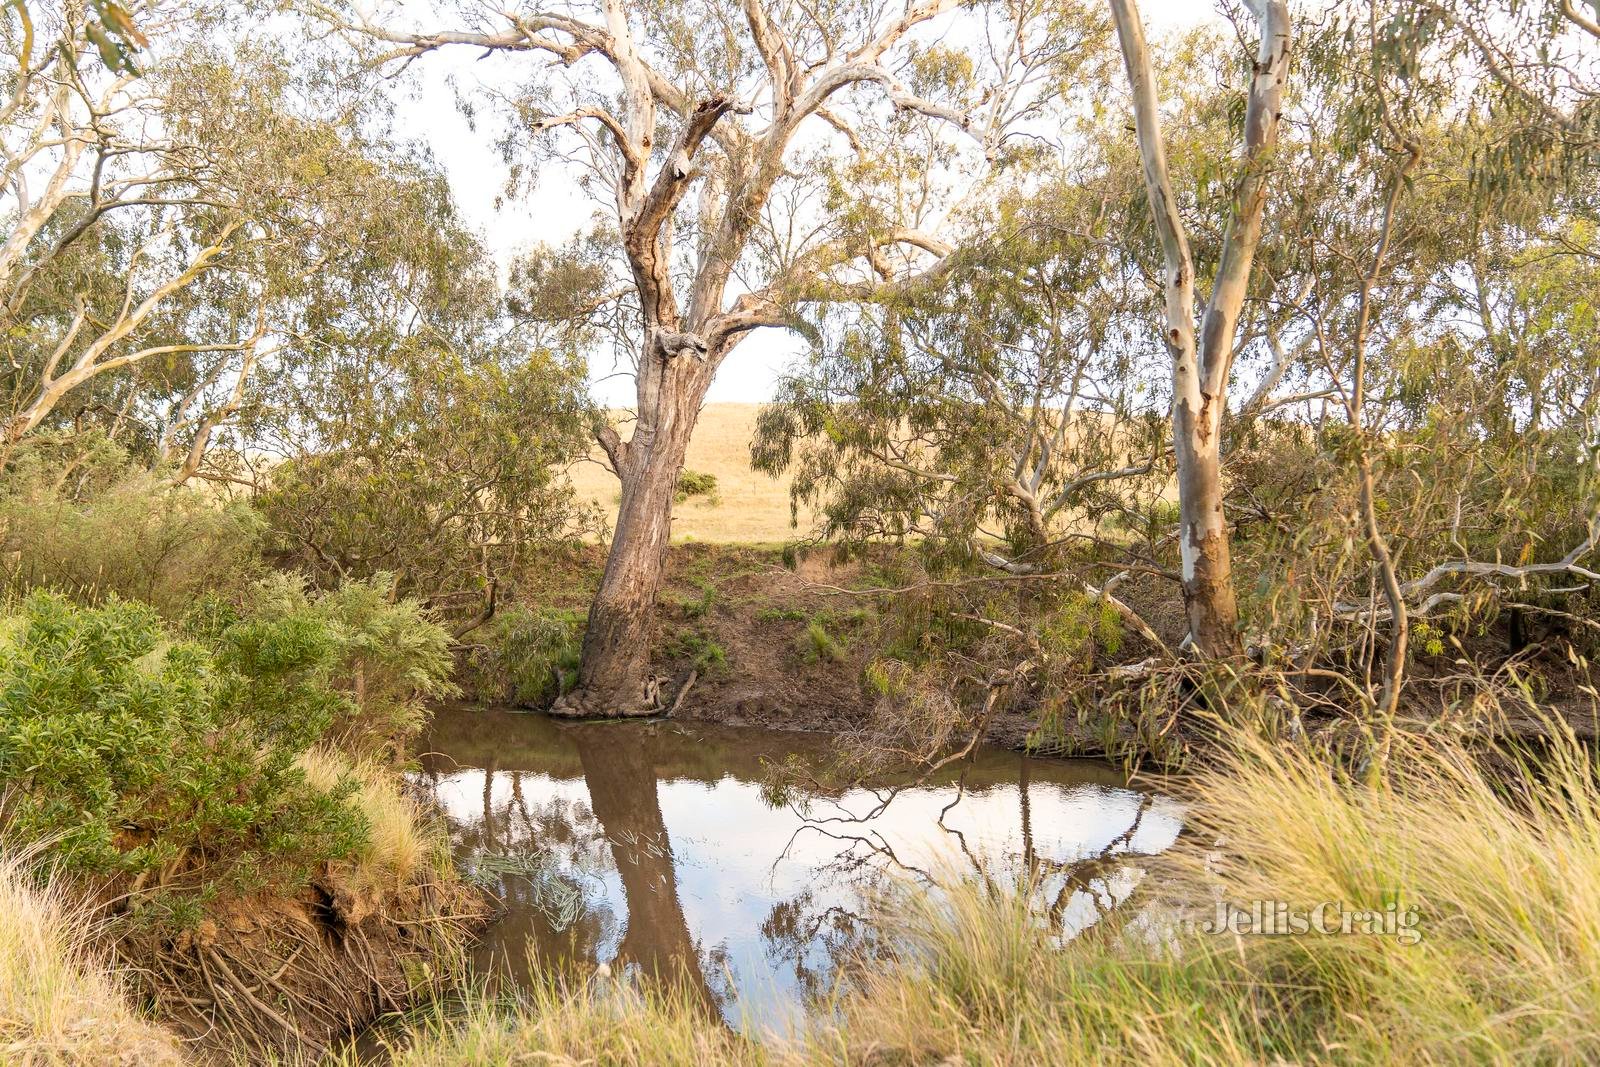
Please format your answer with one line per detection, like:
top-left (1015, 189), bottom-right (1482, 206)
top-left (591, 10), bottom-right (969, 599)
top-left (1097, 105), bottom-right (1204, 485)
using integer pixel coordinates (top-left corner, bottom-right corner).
top-left (674, 469), bottom-right (719, 504)
top-left (458, 605), bottom-right (586, 706)
top-left (0, 594), bottom-right (366, 905)
top-left (221, 574), bottom-right (458, 760)
top-left (256, 351), bottom-right (595, 622)
top-left (0, 441), bottom-right (263, 616)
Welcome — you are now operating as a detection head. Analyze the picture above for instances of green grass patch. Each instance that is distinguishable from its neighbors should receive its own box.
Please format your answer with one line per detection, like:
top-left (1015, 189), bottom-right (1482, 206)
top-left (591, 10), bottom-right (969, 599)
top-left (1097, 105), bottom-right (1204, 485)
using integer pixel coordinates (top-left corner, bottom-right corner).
top-left (798, 616), bottom-right (846, 663)
top-left (755, 606), bottom-right (807, 623)
top-left (666, 629), bottom-right (727, 673)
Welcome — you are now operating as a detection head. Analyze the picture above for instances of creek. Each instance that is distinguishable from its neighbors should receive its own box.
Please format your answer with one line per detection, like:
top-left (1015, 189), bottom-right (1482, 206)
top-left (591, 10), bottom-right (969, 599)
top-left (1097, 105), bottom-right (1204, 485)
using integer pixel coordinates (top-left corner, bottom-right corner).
top-left (414, 705), bottom-right (1185, 1034)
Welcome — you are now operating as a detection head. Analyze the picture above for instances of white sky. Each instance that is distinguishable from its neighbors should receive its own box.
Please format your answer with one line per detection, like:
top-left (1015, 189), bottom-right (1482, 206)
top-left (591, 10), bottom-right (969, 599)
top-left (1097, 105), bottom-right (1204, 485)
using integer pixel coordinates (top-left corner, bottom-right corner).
top-left (399, 1), bottom-right (1224, 405)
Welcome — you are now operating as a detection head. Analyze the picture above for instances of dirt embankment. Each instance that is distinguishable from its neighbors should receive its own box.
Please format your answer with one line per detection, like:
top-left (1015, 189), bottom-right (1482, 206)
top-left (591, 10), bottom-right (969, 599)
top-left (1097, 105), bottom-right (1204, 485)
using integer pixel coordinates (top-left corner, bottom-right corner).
top-left (655, 545), bottom-right (873, 732)
top-left (122, 869), bottom-right (486, 1062)
top-left (487, 542), bottom-right (1060, 748)
top-left (492, 542), bottom-right (1600, 763)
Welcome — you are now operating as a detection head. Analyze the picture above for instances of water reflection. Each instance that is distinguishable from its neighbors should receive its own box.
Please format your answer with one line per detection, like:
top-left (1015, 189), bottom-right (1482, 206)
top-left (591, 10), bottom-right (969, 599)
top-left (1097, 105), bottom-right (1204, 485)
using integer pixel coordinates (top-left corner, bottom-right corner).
top-left (415, 707), bottom-right (1184, 1033)
top-left (572, 728), bottom-right (722, 1011)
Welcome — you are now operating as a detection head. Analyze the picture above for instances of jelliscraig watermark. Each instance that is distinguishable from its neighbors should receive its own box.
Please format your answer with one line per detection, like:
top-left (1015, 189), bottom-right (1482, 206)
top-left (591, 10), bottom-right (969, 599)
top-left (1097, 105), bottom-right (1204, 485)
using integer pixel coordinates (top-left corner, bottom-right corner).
top-left (1191, 900), bottom-right (1423, 946)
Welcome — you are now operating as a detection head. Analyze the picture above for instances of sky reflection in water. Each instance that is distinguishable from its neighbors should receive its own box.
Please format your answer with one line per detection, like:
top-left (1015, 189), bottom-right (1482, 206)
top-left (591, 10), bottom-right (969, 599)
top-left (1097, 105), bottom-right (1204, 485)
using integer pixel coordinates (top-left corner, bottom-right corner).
top-left (414, 706), bottom-right (1184, 1035)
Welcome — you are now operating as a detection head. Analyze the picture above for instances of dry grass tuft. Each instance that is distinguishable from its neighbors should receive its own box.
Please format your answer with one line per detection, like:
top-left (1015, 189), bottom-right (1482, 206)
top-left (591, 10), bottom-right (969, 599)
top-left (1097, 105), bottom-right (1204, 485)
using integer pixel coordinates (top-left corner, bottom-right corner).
top-left (297, 746), bottom-right (439, 890)
top-left (825, 723), bottom-right (1600, 1065)
top-left (352, 775), bottom-right (433, 889)
top-left (346, 977), bottom-right (760, 1067)
top-left (295, 744), bottom-right (348, 794)
top-left (1178, 725), bottom-right (1600, 1063)
top-left (0, 850), bottom-right (183, 1066)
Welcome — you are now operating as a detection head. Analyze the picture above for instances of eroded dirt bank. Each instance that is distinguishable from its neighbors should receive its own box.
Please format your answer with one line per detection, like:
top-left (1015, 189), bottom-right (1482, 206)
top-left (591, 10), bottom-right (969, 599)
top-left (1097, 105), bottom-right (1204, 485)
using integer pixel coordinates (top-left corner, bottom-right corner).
top-left (474, 542), bottom-right (1600, 763)
top-left (466, 542), bottom-right (1107, 750)
top-left (120, 870), bottom-right (486, 1062)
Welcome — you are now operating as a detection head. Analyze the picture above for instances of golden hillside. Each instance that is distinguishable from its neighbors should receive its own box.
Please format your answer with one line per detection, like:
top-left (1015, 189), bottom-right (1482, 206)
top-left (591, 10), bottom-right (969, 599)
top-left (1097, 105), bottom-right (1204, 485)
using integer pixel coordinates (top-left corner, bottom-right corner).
top-left (567, 403), bottom-right (816, 544)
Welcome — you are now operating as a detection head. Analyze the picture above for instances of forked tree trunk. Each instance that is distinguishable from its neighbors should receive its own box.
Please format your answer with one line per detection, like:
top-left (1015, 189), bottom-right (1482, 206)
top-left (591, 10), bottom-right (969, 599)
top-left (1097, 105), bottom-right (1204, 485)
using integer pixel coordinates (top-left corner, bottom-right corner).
top-left (350, 2), bottom-right (995, 716)
top-left (1110, 0), bottom-right (1290, 658)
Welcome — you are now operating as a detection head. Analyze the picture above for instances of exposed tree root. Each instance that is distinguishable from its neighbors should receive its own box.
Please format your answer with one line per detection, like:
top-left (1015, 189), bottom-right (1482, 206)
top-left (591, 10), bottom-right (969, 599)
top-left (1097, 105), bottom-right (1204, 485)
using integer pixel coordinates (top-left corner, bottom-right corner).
top-left (121, 871), bottom-right (488, 1062)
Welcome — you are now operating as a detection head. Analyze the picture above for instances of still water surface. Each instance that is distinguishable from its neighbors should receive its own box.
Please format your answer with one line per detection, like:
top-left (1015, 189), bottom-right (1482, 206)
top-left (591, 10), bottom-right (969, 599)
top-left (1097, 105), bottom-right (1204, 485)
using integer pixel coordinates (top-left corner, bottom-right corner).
top-left (414, 706), bottom-right (1184, 1033)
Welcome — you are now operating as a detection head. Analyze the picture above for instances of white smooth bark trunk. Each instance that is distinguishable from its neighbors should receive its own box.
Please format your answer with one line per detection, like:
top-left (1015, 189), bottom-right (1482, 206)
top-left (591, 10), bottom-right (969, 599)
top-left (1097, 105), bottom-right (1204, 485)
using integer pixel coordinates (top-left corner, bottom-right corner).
top-left (1109, 0), bottom-right (1290, 657)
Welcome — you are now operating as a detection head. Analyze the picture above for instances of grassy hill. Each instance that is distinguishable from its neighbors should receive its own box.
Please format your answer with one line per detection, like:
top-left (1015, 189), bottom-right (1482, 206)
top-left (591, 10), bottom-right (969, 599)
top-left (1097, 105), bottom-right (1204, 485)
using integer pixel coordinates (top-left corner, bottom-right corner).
top-left (567, 403), bottom-right (816, 544)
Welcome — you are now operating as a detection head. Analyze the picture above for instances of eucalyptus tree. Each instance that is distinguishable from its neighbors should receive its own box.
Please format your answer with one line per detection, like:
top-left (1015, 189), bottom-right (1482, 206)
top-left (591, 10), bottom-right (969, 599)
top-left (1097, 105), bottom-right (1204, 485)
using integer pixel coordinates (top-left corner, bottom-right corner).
top-left (1222, 2), bottom-right (1600, 731)
top-left (0, 0), bottom-right (246, 464)
top-left (254, 222), bottom-right (597, 631)
top-left (1105, 0), bottom-right (1292, 657)
top-left (1390, 0), bottom-right (1600, 170)
top-left (753, 159), bottom-right (1176, 647)
top-left (754, 12), bottom-right (1334, 666)
top-left (761, 0), bottom-right (1295, 660)
top-left (315, 0), bottom-right (1105, 715)
top-left (0, 1), bottom-right (450, 480)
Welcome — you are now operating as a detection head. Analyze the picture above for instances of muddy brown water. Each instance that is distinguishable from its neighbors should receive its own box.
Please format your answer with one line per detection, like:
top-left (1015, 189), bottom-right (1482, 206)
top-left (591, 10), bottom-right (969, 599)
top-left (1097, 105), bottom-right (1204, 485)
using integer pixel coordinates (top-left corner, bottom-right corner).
top-left (412, 705), bottom-right (1185, 1036)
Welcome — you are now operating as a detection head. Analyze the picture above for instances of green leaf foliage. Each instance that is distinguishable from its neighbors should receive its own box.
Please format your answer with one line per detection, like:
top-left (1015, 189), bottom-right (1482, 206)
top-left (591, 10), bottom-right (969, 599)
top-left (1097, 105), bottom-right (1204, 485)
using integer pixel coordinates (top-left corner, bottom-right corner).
top-left (0, 593), bottom-right (365, 905)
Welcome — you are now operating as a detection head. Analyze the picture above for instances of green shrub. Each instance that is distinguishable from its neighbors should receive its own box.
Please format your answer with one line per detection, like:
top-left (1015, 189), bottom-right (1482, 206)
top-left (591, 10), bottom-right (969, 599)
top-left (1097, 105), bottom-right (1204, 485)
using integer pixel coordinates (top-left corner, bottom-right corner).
top-left (459, 605), bottom-right (586, 706)
top-left (674, 469), bottom-right (719, 504)
top-left (223, 574), bottom-right (457, 760)
top-left (1037, 590), bottom-right (1122, 663)
top-left (677, 579), bottom-right (717, 619)
top-left (0, 449), bottom-right (262, 616)
top-left (0, 594), bottom-right (366, 907)
top-left (254, 349), bottom-right (595, 620)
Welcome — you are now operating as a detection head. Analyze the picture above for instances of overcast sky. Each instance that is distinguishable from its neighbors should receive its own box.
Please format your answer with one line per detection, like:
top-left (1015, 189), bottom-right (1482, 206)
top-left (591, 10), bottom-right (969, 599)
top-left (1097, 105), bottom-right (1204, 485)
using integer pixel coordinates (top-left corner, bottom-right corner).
top-left (398, 1), bottom-right (1224, 405)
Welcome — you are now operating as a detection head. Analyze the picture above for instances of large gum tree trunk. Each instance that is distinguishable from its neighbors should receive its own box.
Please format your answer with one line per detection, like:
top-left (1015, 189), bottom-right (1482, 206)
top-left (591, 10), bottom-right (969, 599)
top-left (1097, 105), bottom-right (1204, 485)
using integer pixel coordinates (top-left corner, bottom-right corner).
top-left (553, 343), bottom-right (716, 717)
top-left (574, 446), bottom-right (681, 711)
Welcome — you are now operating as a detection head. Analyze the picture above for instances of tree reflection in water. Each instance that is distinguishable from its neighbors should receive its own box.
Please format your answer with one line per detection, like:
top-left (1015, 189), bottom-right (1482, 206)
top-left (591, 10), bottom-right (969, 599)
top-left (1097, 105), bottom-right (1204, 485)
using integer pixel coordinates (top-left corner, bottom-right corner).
top-left (414, 707), bottom-right (1183, 1032)
top-left (570, 728), bottom-right (724, 1012)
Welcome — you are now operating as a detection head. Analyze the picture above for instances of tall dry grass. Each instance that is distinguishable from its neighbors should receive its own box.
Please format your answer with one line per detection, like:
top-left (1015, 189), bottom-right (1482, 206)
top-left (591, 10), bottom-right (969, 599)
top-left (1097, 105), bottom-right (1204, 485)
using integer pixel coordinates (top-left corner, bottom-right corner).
top-left (824, 725), bottom-right (1600, 1065)
top-left (1184, 726), bottom-right (1600, 1063)
top-left (297, 746), bottom-right (443, 890)
top-left (345, 979), bottom-right (760, 1067)
top-left (0, 850), bottom-right (183, 1066)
